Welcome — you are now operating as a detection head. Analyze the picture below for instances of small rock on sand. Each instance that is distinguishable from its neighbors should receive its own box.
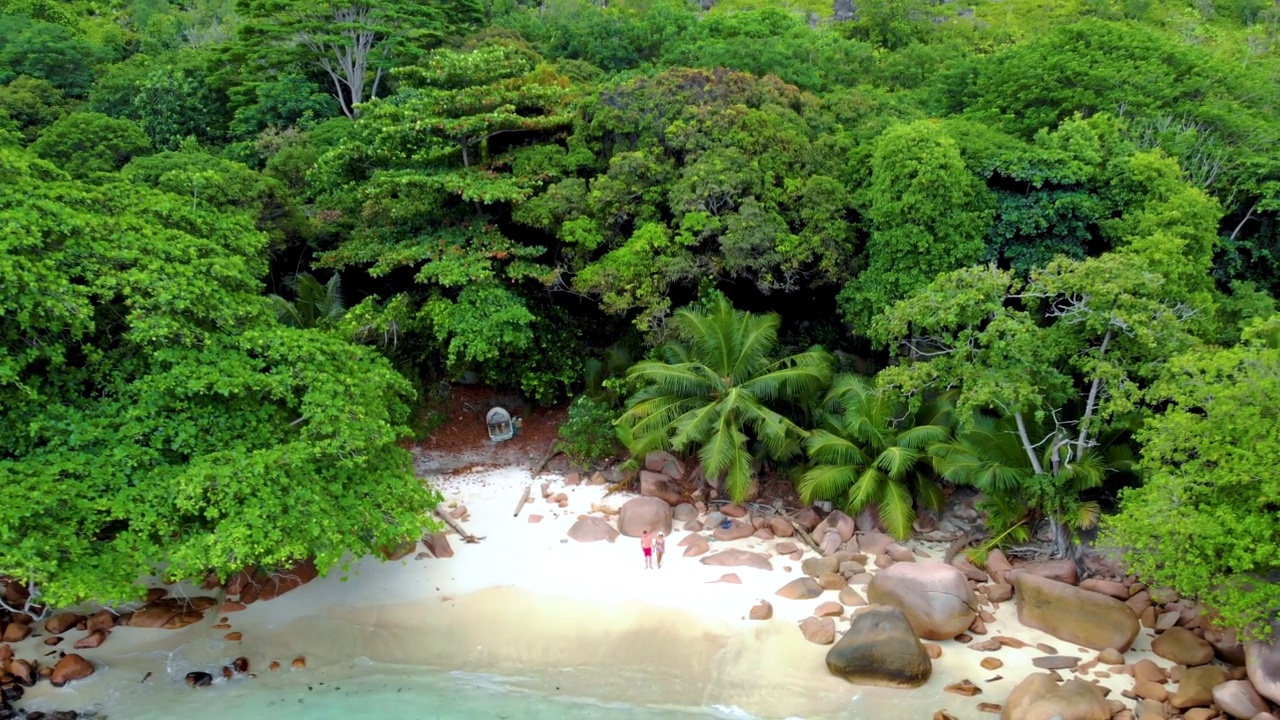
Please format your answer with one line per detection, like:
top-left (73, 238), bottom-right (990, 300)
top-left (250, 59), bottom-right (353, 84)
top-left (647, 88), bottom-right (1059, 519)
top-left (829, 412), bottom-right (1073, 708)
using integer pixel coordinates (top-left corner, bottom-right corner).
top-left (776, 577), bottom-right (823, 600)
top-left (700, 549), bottom-right (772, 570)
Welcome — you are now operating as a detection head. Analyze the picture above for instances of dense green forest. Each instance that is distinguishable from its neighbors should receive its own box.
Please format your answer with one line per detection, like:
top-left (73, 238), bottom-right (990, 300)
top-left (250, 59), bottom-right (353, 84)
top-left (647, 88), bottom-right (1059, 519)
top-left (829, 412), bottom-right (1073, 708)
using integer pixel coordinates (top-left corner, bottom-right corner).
top-left (1, 0), bottom-right (1277, 634)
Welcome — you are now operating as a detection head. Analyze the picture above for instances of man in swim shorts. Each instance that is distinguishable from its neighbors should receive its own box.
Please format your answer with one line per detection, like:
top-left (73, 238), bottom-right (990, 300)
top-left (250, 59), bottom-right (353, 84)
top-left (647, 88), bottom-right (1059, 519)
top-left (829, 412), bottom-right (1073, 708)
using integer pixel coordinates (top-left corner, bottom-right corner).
top-left (641, 530), bottom-right (653, 569)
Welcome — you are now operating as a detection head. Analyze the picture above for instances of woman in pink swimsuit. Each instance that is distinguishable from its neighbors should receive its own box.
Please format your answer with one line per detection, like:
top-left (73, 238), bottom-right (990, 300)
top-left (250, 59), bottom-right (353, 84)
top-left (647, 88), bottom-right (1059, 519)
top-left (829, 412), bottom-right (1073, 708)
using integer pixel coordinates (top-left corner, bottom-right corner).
top-left (641, 530), bottom-right (653, 569)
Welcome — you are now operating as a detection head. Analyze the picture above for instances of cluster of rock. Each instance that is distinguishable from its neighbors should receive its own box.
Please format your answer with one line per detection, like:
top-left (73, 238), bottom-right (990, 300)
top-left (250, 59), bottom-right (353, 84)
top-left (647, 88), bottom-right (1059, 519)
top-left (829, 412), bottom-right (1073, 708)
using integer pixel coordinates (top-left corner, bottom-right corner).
top-left (200, 559), bottom-right (319, 610)
top-left (1, 607), bottom-right (100, 720)
top-left (555, 453), bottom-right (1280, 719)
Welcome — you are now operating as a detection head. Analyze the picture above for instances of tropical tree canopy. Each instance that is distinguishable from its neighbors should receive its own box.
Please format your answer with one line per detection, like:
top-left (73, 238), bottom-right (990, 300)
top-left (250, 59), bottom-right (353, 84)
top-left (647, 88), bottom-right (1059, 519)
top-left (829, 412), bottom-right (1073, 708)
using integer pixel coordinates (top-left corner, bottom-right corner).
top-left (800, 376), bottom-right (953, 539)
top-left (617, 295), bottom-right (833, 501)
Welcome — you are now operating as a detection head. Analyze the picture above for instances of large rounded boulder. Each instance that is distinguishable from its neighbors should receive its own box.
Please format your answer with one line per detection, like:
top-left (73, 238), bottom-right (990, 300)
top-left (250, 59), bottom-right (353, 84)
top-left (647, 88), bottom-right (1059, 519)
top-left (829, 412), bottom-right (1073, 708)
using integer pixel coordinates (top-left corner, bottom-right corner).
top-left (825, 605), bottom-right (931, 687)
top-left (866, 562), bottom-right (976, 640)
top-left (617, 497), bottom-right (672, 537)
top-left (1012, 572), bottom-right (1139, 652)
top-left (1000, 674), bottom-right (1111, 720)
top-left (1246, 633), bottom-right (1280, 706)
top-left (51, 654), bottom-right (95, 687)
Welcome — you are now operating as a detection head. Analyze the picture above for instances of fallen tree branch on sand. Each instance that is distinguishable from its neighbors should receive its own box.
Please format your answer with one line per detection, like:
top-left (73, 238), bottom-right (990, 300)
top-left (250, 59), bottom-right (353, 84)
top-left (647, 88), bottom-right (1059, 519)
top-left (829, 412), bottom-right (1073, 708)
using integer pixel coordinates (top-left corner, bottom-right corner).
top-left (529, 441), bottom-right (561, 477)
top-left (512, 485), bottom-right (531, 517)
top-left (434, 506), bottom-right (484, 543)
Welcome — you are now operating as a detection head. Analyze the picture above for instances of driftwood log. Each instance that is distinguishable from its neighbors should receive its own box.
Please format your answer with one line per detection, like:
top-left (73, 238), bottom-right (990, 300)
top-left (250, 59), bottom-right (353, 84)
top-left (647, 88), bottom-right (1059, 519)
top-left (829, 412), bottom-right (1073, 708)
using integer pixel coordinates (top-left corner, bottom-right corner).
top-left (529, 441), bottom-right (562, 477)
top-left (512, 485), bottom-right (532, 517)
top-left (434, 506), bottom-right (483, 543)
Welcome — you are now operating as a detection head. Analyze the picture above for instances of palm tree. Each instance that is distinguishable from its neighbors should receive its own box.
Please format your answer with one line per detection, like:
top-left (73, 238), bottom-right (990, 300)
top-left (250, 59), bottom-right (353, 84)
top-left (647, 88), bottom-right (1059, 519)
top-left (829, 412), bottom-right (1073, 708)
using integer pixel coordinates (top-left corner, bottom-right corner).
top-left (798, 376), bottom-right (953, 540)
top-left (268, 272), bottom-right (345, 329)
top-left (929, 412), bottom-right (1119, 559)
top-left (617, 296), bottom-right (833, 502)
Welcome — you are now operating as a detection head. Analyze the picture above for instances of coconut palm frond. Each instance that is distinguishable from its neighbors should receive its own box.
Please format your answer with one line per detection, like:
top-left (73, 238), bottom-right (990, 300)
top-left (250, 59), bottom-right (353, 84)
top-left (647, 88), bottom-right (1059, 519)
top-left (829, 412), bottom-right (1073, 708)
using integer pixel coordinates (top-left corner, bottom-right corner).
top-left (879, 479), bottom-right (916, 540)
top-left (699, 414), bottom-right (747, 480)
top-left (1074, 500), bottom-right (1102, 530)
top-left (804, 429), bottom-right (871, 468)
top-left (898, 423), bottom-right (951, 449)
top-left (667, 398), bottom-right (726, 450)
top-left (848, 466), bottom-right (885, 512)
top-left (1061, 450), bottom-right (1106, 492)
top-left (728, 310), bottom-right (782, 383)
top-left (722, 444), bottom-right (755, 503)
top-left (876, 446), bottom-right (921, 481)
top-left (798, 463), bottom-right (858, 505)
top-left (914, 475), bottom-right (945, 512)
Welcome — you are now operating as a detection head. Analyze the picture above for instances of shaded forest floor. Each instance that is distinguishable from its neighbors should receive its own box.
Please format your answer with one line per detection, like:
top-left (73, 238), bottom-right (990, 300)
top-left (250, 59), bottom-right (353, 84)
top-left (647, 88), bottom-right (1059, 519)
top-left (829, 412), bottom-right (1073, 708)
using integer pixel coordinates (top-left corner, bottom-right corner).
top-left (410, 385), bottom-right (571, 476)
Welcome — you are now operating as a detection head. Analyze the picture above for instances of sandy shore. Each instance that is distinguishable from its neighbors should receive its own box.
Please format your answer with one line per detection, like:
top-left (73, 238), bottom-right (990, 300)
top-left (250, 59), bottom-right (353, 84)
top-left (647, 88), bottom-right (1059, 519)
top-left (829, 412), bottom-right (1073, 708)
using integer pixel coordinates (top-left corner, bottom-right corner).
top-left (12, 466), bottom-right (1173, 719)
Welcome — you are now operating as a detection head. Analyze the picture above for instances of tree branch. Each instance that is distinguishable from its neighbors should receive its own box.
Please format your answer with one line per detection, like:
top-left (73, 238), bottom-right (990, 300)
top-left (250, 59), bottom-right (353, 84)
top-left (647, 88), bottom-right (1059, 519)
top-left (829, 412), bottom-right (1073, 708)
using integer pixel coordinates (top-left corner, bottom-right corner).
top-left (1075, 326), bottom-right (1112, 460)
top-left (1014, 411), bottom-right (1046, 475)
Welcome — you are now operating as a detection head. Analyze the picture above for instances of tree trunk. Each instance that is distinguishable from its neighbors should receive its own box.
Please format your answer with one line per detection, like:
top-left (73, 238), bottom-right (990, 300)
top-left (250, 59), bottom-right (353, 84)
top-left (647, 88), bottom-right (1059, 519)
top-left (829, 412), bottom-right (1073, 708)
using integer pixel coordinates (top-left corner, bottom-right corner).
top-left (1048, 517), bottom-right (1075, 560)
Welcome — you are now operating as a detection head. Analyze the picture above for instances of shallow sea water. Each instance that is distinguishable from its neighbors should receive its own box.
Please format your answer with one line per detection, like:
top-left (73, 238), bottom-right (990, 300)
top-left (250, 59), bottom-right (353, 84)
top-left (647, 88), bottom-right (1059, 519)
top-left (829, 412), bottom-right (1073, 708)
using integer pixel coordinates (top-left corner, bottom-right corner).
top-left (21, 659), bottom-right (775, 720)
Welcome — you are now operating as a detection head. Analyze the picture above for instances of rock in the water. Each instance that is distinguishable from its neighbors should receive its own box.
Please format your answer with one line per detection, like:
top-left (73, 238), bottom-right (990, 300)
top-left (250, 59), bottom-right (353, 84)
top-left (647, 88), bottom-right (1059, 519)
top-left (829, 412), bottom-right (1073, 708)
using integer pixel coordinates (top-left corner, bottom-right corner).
top-left (749, 601), bottom-right (773, 620)
top-left (700, 549), bottom-right (772, 571)
top-left (682, 534), bottom-right (710, 557)
top-left (1171, 665), bottom-right (1227, 709)
top-left (644, 451), bottom-right (686, 481)
top-left (1152, 627), bottom-right (1214, 667)
top-left (617, 497), bottom-right (673, 537)
top-left (423, 532), bottom-right (454, 558)
top-left (867, 562), bottom-right (976, 640)
top-left (639, 471), bottom-right (683, 506)
top-left (7, 659), bottom-right (35, 686)
top-left (1213, 679), bottom-right (1269, 719)
top-left (44, 614), bottom-right (83, 635)
top-left (800, 616), bottom-right (835, 644)
top-left (567, 516), bottom-right (620, 543)
top-left (673, 503), bottom-right (697, 522)
top-left (776, 577), bottom-right (824, 600)
top-left (825, 605), bottom-right (931, 688)
top-left (72, 630), bottom-right (108, 649)
top-left (50, 654), bottom-right (94, 687)
top-left (1000, 674), bottom-right (1110, 720)
top-left (1012, 572), bottom-right (1139, 652)
top-left (185, 671), bottom-right (213, 688)
top-left (1246, 634), bottom-right (1280, 706)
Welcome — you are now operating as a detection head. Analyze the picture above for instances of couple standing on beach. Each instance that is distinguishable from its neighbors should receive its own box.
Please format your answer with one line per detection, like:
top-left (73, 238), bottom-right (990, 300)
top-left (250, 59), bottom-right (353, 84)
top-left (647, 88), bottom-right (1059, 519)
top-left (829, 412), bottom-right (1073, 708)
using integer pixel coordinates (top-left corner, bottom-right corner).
top-left (640, 530), bottom-right (665, 569)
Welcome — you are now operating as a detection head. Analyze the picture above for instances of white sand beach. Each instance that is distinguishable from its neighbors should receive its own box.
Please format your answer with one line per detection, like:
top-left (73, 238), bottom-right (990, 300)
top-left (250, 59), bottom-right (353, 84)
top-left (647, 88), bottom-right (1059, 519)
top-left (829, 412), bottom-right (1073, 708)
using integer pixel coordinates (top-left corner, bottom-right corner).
top-left (11, 466), bottom-right (1179, 719)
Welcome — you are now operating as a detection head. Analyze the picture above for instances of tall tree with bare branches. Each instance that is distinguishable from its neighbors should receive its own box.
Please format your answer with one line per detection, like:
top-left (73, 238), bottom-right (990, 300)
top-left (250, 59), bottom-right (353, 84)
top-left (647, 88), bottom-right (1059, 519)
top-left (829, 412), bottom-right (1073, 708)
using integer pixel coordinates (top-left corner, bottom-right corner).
top-left (237, 0), bottom-right (483, 118)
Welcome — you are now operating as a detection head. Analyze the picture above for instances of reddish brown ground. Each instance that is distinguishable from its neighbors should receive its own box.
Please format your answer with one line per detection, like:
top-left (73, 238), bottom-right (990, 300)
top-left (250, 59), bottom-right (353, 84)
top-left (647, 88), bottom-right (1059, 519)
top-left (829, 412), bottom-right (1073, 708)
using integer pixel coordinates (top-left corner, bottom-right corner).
top-left (411, 385), bottom-right (570, 476)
